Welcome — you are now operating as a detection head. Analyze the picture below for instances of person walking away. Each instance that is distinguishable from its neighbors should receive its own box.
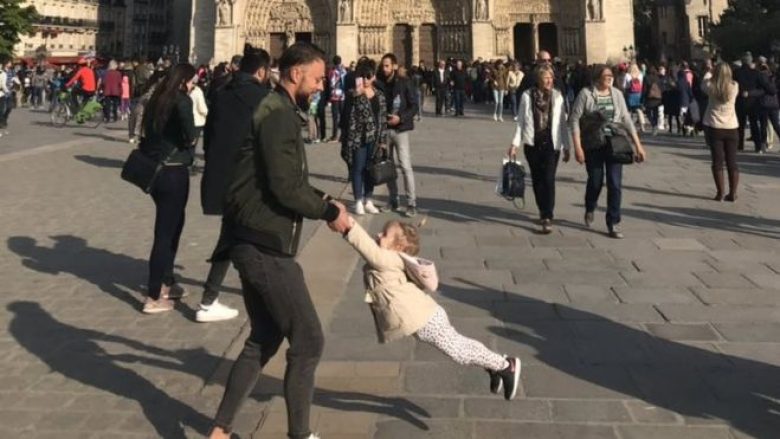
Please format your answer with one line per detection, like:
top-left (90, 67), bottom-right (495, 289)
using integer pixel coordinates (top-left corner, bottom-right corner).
top-left (625, 63), bottom-right (646, 132)
top-left (207, 42), bottom-right (351, 439)
top-left (199, 47), bottom-right (271, 323)
top-left (342, 217), bottom-right (522, 401)
top-left (733, 53), bottom-right (764, 151)
top-left (432, 59), bottom-right (449, 116)
top-left (31, 67), bottom-right (47, 110)
top-left (345, 58), bottom-right (387, 215)
top-left (676, 62), bottom-right (695, 136)
top-left (120, 73), bottom-right (131, 120)
top-left (138, 64), bottom-right (198, 314)
top-left (701, 62), bottom-right (740, 202)
top-left (508, 65), bottom-right (571, 234)
top-left (316, 72), bottom-right (330, 142)
top-left (328, 55), bottom-right (347, 142)
top-left (491, 60), bottom-right (508, 121)
top-left (661, 66), bottom-right (681, 134)
top-left (570, 65), bottom-right (648, 239)
top-left (642, 67), bottom-right (663, 136)
top-left (451, 59), bottom-right (468, 117)
top-left (102, 60), bottom-right (123, 123)
top-left (411, 65), bottom-right (425, 121)
top-left (507, 63), bottom-right (523, 121)
top-left (378, 53), bottom-right (420, 217)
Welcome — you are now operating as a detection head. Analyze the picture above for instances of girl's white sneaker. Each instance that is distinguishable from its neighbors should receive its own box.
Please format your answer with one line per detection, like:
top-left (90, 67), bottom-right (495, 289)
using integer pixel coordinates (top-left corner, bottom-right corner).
top-left (364, 200), bottom-right (379, 214)
top-left (354, 200), bottom-right (365, 215)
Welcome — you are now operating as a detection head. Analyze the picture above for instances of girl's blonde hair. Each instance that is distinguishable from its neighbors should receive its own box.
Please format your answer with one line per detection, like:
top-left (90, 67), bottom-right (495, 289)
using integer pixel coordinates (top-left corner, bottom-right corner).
top-left (629, 63), bottom-right (641, 80)
top-left (386, 217), bottom-right (427, 256)
top-left (711, 62), bottom-right (735, 103)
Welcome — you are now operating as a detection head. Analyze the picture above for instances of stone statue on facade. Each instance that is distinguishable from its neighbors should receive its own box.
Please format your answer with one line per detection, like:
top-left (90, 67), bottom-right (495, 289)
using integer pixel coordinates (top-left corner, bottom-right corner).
top-left (216, 0), bottom-right (233, 26)
top-left (587, 0), bottom-right (601, 21)
top-left (475, 0), bottom-right (488, 21)
top-left (339, 0), bottom-right (352, 23)
top-left (285, 27), bottom-right (296, 47)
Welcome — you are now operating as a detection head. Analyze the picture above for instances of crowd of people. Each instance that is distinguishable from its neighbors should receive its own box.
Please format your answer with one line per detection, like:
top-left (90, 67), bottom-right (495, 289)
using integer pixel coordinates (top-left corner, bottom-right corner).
top-left (1, 41), bottom-right (778, 438)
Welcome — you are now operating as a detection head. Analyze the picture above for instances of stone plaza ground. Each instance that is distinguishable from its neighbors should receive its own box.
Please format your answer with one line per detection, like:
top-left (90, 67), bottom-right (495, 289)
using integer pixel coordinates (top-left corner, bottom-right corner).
top-left (0, 103), bottom-right (779, 438)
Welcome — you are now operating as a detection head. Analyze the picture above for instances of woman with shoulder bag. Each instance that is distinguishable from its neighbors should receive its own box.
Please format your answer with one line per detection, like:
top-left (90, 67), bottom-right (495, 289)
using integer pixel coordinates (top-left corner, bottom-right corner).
top-left (507, 65), bottom-right (571, 234)
top-left (701, 63), bottom-right (740, 201)
top-left (344, 58), bottom-right (387, 216)
top-left (139, 64), bottom-right (198, 314)
top-left (570, 65), bottom-right (647, 239)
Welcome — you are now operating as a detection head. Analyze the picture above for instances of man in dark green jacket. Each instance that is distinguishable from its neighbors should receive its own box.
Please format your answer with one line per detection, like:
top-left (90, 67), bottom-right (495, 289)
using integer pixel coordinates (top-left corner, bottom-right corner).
top-left (208, 43), bottom-right (350, 439)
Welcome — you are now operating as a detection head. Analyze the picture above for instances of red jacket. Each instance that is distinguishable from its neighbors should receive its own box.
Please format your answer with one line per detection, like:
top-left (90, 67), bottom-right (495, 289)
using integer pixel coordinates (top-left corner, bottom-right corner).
top-left (66, 66), bottom-right (97, 92)
top-left (102, 70), bottom-right (122, 97)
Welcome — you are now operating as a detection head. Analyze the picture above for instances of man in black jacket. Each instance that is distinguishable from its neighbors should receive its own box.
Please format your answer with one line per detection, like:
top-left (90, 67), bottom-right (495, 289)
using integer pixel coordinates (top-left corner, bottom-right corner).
top-left (197, 47), bottom-right (271, 323)
top-left (432, 59), bottom-right (450, 116)
top-left (378, 53), bottom-right (420, 217)
top-left (208, 42), bottom-right (350, 439)
top-left (734, 52), bottom-right (769, 152)
top-left (450, 59), bottom-right (468, 116)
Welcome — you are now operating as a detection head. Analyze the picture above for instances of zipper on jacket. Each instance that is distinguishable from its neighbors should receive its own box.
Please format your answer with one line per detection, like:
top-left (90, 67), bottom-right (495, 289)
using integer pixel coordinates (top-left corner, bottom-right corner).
top-left (289, 219), bottom-right (298, 254)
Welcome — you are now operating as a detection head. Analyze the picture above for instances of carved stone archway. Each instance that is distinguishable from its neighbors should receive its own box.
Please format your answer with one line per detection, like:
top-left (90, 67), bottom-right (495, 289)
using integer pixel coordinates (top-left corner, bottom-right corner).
top-left (242, 0), bottom-right (333, 57)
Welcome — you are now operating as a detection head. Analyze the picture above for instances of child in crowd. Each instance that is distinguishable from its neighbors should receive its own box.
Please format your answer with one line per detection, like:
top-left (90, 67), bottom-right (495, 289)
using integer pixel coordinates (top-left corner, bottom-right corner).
top-left (120, 74), bottom-right (131, 121)
top-left (343, 218), bottom-right (521, 401)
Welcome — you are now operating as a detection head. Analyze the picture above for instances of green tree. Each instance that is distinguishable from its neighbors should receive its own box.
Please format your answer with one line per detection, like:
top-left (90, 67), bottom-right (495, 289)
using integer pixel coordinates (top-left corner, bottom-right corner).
top-left (0, 0), bottom-right (39, 60)
top-left (711, 0), bottom-right (780, 60)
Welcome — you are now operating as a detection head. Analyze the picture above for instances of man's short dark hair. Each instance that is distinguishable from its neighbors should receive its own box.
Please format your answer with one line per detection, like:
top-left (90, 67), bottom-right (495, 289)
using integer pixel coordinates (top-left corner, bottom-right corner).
top-left (279, 42), bottom-right (326, 79)
top-left (240, 46), bottom-right (271, 74)
top-left (333, 55), bottom-right (342, 66)
top-left (382, 53), bottom-right (398, 65)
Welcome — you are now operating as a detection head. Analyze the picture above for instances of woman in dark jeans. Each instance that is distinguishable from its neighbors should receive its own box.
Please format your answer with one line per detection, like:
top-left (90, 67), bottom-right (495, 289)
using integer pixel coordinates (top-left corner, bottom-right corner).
top-left (570, 65), bottom-right (647, 239)
top-left (702, 62), bottom-right (740, 201)
top-left (139, 63), bottom-right (197, 314)
top-left (344, 58), bottom-right (387, 215)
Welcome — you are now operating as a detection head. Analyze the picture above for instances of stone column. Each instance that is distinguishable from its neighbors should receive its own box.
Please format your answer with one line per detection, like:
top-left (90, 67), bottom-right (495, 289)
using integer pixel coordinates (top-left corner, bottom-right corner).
top-left (532, 20), bottom-right (539, 56)
top-left (412, 25), bottom-right (420, 66)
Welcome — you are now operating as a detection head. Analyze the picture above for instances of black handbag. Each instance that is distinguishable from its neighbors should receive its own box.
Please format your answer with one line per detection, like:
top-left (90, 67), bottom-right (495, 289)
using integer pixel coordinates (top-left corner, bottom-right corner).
top-left (368, 146), bottom-right (398, 186)
top-left (579, 110), bottom-right (608, 151)
top-left (606, 123), bottom-right (635, 165)
top-left (121, 146), bottom-right (175, 193)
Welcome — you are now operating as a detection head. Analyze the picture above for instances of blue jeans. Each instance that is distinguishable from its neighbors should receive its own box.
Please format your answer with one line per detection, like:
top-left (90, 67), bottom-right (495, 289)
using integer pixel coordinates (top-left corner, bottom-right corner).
top-left (493, 90), bottom-right (505, 118)
top-left (352, 142), bottom-right (375, 201)
top-left (584, 148), bottom-right (623, 228)
top-left (453, 89), bottom-right (465, 115)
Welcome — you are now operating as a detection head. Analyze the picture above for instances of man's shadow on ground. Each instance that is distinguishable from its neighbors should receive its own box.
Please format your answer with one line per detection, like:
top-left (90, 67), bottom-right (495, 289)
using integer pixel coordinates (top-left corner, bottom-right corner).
top-left (444, 279), bottom-right (780, 439)
top-left (6, 235), bottom-right (240, 318)
top-left (7, 302), bottom-right (431, 437)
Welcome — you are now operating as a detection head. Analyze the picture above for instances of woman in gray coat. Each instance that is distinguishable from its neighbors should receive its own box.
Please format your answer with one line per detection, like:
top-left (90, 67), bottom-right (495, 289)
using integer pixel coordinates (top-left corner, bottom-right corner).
top-left (570, 65), bottom-right (647, 239)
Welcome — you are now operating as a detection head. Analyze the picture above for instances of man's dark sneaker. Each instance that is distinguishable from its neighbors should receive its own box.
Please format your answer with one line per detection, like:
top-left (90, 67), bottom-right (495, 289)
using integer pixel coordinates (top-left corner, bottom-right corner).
top-left (487, 369), bottom-right (502, 394)
top-left (404, 206), bottom-right (418, 218)
top-left (163, 283), bottom-right (189, 300)
top-left (499, 357), bottom-right (522, 401)
top-left (380, 200), bottom-right (400, 213)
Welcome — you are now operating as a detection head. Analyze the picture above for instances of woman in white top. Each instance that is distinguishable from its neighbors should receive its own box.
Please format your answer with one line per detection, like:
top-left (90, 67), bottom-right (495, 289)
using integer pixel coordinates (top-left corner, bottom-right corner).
top-left (507, 63), bottom-right (524, 121)
top-left (507, 65), bottom-right (571, 234)
top-left (702, 62), bottom-right (740, 202)
top-left (189, 81), bottom-right (208, 173)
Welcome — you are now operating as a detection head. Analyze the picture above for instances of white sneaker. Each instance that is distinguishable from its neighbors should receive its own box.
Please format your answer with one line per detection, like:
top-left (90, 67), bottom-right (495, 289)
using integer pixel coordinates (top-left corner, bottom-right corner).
top-left (305, 434), bottom-right (321, 439)
top-left (354, 200), bottom-right (365, 215)
top-left (195, 300), bottom-right (239, 323)
top-left (364, 200), bottom-right (379, 214)
top-left (499, 116), bottom-right (504, 122)
top-left (513, 116), bottom-right (518, 121)
top-left (493, 113), bottom-right (498, 121)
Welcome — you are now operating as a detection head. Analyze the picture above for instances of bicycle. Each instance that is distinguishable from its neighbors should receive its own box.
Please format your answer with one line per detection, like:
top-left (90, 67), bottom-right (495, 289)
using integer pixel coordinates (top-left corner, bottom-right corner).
top-left (50, 89), bottom-right (103, 128)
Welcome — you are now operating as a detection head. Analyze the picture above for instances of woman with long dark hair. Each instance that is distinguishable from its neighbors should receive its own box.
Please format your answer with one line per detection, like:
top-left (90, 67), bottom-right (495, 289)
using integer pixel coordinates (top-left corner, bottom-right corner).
top-left (139, 63), bottom-right (197, 314)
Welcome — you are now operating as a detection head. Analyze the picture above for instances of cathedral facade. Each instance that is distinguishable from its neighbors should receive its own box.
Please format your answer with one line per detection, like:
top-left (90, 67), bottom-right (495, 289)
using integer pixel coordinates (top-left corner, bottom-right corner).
top-left (189, 0), bottom-right (634, 66)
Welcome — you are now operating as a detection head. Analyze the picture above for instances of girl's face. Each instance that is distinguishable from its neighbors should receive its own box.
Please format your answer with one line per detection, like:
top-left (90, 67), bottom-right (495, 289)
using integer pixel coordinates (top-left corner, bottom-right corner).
top-left (538, 72), bottom-right (554, 91)
top-left (598, 69), bottom-right (614, 89)
top-left (376, 223), bottom-right (405, 250)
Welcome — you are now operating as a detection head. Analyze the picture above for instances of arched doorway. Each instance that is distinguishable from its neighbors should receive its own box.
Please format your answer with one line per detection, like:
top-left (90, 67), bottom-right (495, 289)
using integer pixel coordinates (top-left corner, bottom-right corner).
top-left (538, 23), bottom-right (558, 57)
top-left (243, 0), bottom-right (333, 60)
top-left (513, 23), bottom-right (534, 63)
top-left (419, 23), bottom-right (438, 67)
top-left (393, 24), bottom-right (413, 68)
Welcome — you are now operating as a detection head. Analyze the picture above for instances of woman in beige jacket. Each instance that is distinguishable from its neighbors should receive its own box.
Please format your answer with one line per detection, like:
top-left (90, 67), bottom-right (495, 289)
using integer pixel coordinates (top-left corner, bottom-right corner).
top-left (344, 218), bottom-right (522, 401)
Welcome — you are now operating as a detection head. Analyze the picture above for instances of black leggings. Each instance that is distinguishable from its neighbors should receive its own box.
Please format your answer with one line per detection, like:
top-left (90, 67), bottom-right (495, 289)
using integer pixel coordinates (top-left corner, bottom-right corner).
top-left (524, 140), bottom-right (560, 220)
top-left (705, 127), bottom-right (739, 172)
top-left (147, 166), bottom-right (189, 299)
top-left (213, 244), bottom-right (324, 439)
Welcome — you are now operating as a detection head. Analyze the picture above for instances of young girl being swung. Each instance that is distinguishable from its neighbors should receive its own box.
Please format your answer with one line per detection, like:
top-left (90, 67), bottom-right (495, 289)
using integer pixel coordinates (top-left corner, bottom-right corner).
top-left (342, 217), bottom-right (521, 400)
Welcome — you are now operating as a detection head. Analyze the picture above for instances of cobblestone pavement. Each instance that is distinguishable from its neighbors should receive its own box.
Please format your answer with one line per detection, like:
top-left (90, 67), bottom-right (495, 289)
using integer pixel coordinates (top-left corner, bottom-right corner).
top-left (1, 102), bottom-right (780, 438)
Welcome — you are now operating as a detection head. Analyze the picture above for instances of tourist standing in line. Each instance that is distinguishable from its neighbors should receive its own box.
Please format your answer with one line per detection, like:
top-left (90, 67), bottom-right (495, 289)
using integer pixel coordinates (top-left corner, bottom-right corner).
top-left (508, 65), bottom-right (571, 234)
top-left (450, 59), bottom-right (468, 117)
top-left (328, 55), bottom-right (347, 142)
top-left (702, 63), bottom-right (740, 202)
top-left (570, 65), bottom-right (647, 239)
top-left (507, 62), bottom-right (523, 121)
top-left (378, 53), bottom-right (420, 217)
top-left (642, 66), bottom-right (663, 136)
top-left (102, 60), bottom-right (123, 123)
top-left (198, 47), bottom-right (271, 323)
top-left (138, 64), bottom-right (198, 314)
top-left (433, 59), bottom-right (449, 116)
top-left (207, 42), bottom-right (350, 439)
top-left (733, 52), bottom-right (765, 151)
top-left (491, 60), bottom-right (508, 121)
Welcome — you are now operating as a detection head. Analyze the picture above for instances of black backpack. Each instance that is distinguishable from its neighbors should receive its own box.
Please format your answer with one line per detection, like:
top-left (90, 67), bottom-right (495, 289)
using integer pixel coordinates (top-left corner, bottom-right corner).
top-left (500, 160), bottom-right (526, 207)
